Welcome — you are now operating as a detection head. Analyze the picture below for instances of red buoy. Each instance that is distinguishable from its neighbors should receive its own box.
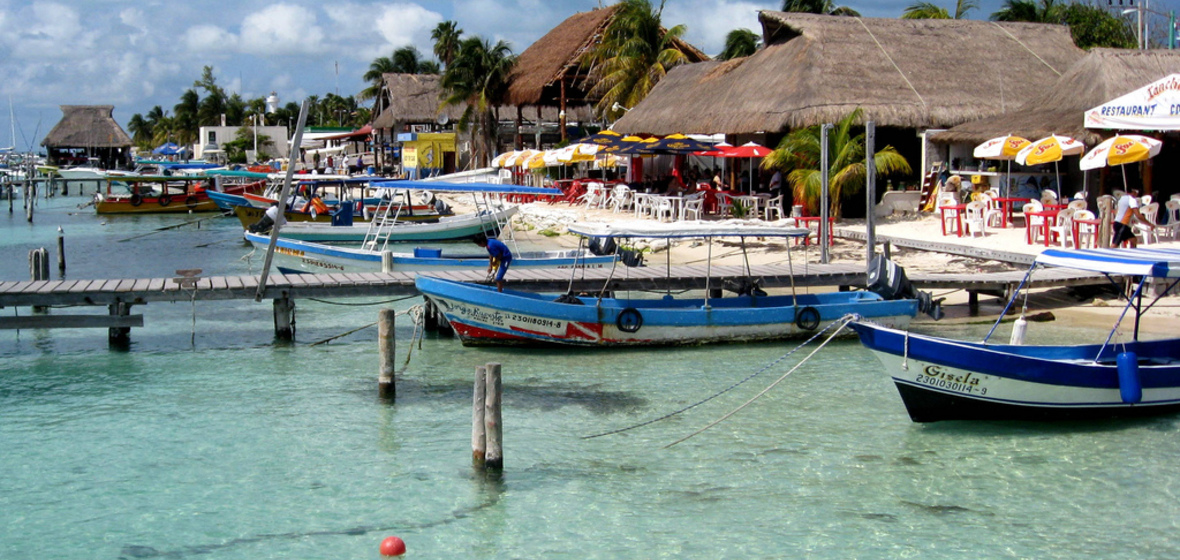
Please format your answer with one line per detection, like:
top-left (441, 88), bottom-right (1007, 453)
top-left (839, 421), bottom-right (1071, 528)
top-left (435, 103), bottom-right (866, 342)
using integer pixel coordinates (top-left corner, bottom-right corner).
top-left (380, 536), bottom-right (406, 556)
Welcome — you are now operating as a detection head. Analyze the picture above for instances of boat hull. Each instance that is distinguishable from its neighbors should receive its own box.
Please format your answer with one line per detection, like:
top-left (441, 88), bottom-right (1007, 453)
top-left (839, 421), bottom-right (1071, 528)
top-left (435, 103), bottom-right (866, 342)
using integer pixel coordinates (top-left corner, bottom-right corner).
top-left (95, 194), bottom-right (219, 214)
top-left (850, 321), bottom-right (1180, 422)
top-left (252, 207), bottom-right (516, 243)
top-left (243, 231), bottom-right (617, 273)
top-left (417, 276), bottom-right (917, 347)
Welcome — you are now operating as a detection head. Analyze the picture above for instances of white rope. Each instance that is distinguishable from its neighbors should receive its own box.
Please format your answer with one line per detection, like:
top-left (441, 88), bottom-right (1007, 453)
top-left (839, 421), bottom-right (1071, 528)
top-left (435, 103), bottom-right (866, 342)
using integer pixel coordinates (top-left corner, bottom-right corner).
top-left (989, 22), bottom-right (1062, 76)
top-left (857, 18), bottom-right (926, 108)
top-left (665, 314), bottom-right (856, 448)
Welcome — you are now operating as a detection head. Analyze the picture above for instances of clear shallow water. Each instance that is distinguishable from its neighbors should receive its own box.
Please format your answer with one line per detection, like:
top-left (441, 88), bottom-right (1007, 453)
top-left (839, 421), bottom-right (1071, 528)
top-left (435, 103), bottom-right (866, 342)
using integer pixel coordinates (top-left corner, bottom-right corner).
top-left (2, 196), bottom-right (1180, 559)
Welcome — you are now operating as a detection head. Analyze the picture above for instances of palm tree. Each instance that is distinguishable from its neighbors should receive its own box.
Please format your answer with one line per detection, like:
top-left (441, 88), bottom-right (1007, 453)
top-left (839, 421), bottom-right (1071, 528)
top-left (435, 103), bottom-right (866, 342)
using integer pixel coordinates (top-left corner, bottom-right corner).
top-left (990, 0), bottom-right (1063, 23)
top-left (719, 29), bottom-right (760, 60)
top-left (901, 0), bottom-right (977, 19)
top-left (583, 0), bottom-right (691, 120)
top-left (360, 46), bottom-right (439, 101)
top-left (431, 20), bottom-right (463, 69)
top-left (127, 113), bottom-right (153, 149)
top-left (762, 108), bottom-right (911, 218)
top-left (781, 0), bottom-right (860, 16)
top-left (173, 89), bottom-right (200, 146)
top-left (440, 36), bottom-right (516, 167)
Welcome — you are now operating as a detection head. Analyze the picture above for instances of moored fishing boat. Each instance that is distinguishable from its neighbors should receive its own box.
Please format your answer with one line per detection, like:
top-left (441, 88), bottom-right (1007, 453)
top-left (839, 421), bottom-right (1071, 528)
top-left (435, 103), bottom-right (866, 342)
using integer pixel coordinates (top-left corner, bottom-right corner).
top-left (93, 175), bottom-right (220, 214)
top-left (851, 247), bottom-right (1180, 422)
top-left (416, 222), bottom-right (938, 347)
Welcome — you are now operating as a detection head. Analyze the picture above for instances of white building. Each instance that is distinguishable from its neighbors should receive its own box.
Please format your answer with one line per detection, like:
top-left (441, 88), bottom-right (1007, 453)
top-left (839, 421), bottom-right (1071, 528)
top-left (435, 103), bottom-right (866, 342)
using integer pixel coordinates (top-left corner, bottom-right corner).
top-left (194, 125), bottom-right (290, 162)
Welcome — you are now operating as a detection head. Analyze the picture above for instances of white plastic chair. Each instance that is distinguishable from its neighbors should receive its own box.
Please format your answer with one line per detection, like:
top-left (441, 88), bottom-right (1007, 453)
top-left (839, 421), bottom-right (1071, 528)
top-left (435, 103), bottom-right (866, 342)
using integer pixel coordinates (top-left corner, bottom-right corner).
top-left (1023, 202), bottom-right (1045, 244)
top-left (1133, 201), bottom-right (1162, 244)
top-left (1048, 209), bottom-right (1076, 248)
top-left (1141, 194), bottom-right (1153, 206)
top-left (1163, 200), bottom-right (1180, 240)
top-left (963, 201), bottom-right (987, 237)
top-left (1074, 209), bottom-right (1097, 248)
top-left (682, 194), bottom-right (704, 220)
top-left (653, 196), bottom-right (676, 222)
top-left (1067, 199), bottom-right (1087, 211)
top-left (977, 194), bottom-right (1004, 228)
top-left (717, 192), bottom-right (734, 217)
top-left (762, 194), bottom-right (784, 221)
top-left (632, 193), bottom-right (652, 218)
top-left (608, 185), bottom-right (632, 213)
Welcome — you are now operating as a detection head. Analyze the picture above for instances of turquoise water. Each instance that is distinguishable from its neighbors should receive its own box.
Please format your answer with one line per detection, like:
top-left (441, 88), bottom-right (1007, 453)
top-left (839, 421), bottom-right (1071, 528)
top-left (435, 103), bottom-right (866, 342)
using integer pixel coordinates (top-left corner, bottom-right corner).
top-left (3, 196), bottom-right (1180, 559)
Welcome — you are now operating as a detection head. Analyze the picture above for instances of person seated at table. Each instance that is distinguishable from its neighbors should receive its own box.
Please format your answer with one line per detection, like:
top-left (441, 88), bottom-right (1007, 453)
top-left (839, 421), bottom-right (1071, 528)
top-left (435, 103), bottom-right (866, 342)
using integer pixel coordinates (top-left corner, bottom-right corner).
top-left (712, 168), bottom-right (727, 190)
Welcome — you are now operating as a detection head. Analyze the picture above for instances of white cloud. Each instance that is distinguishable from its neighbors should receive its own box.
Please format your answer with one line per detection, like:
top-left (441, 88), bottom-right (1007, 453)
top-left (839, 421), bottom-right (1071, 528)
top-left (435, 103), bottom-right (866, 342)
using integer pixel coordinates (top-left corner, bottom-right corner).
top-left (663, 1), bottom-right (765, 57)
top-left (185, 24), bottom-right (240, 53)
top-left (2, 2), bottom-right (99, 60)
top-left (373, 3), bottom-right (443, 52)
top-left (239, 4), bottom-right (325, 55)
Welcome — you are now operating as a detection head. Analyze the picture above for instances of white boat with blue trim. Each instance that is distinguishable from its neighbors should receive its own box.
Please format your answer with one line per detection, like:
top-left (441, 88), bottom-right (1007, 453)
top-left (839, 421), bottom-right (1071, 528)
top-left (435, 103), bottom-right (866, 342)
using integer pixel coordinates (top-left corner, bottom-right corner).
top-left (851, 247), bottom-right (1180, 422)
top-left (244, 182), bottom-right (618, 273)
top-left (416, 222), bottom-right (938, 347)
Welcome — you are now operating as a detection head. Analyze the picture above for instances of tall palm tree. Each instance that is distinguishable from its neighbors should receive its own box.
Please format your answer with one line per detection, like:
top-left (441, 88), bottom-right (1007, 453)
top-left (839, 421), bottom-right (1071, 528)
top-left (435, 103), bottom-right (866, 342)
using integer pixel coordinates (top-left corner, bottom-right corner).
top-left (173, 89), bottom-right (200, 146)
top-left (440, 36), bottom-right (516, 167)
top-left (761, 108), bottom-right (911, 217)
top-left (431, 20), bottom-right (463, 69)
top-left (719, 29), bottom-right (760, 60)
top-left (781, 0), bottom-right (860, 16)
top-left (901, 0), bottom-right (978, 19)
top-left (127, 113), bottom-right (153, 149)
top-left (990, 0), bottom-right (1063, 23)
top-left (583, 0), bottom-right (690, 120)
top-left (360, 46), bottom-right (439, 101)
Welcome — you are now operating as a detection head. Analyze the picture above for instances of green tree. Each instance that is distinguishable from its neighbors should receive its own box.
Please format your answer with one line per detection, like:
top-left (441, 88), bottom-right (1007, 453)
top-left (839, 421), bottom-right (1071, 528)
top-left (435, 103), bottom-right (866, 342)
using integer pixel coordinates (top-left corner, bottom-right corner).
top-left (441, 36), bottom-right (516, 167)
top-left (762, 108), bottom-right (911, 217)
top-left (781, 0), bottom-right (860, 16)
top-left (360, 46), bottom-right (439, 101)
top-left (225, 93), bottom-right (247, 126)
top-left (222, 126), bottom-right (274, 164)
top-left (901, 0), bottom-right (978, 19)
top-left (990, 0), bottom-right (1063, 23)
top-left (431, 20), bottom-right (464, 69)
top-left (1062, 2), bottom-right (1135, 49)
top-left (127, 113), bottom-right (153, 149)
top-left (193, 66), bottom-right (228, 126)
top-left (583, 0), bottom-right (691, 120)
top-left (173, 89), bottom-right (200, 146)
top-left (719, 29), bottom-right (760, 60)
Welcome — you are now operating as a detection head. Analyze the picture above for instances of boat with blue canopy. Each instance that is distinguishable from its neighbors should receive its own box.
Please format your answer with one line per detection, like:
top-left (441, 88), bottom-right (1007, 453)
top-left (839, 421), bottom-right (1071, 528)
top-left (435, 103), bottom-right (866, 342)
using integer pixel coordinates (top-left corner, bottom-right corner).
top-left (415, 221), bottom-right (934, 347)
top-left (850, 247), bottom-right (1180, 422)
top-left (244, 181), bottom-right (618, 273)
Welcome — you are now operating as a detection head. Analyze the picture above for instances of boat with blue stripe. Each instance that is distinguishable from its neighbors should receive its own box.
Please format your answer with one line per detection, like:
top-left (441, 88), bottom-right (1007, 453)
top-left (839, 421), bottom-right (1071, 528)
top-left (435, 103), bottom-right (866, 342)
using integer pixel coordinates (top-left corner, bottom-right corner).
top-left (416, 221), bottom-right (935, 347)
top-left (851, 247), bottom-right (1180, 422)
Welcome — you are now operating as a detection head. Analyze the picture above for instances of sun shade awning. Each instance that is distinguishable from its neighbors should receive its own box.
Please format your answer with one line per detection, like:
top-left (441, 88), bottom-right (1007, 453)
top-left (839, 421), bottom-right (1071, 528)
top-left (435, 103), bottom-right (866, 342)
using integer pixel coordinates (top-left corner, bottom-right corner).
top-left (568, 221), bottom-right (810, 239)
top-left (369, 180), bottom-right (561, 195)
top-left (1036, 248), bottom-right (1180, 277)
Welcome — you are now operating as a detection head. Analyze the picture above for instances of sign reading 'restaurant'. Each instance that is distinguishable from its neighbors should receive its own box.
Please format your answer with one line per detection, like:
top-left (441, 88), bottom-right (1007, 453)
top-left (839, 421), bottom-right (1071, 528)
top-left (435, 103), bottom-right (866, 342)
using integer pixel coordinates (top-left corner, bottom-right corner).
top-left (1085, 73), bottom-right (1180, 131)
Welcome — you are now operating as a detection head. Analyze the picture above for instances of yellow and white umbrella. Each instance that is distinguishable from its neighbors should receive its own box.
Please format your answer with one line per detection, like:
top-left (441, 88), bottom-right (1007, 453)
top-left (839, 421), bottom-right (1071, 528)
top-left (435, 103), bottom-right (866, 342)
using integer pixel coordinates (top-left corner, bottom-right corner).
top-left (504, 149), bottom-right (538, 168)
top-left (491, 151), bottom-right (518, 168)
top-left (1016, 135), bottom-right (1085, 198)
top-left (1079, 134), bottom-right (1162, 192)
top-left (974, 135), bottom-right (1031, 196)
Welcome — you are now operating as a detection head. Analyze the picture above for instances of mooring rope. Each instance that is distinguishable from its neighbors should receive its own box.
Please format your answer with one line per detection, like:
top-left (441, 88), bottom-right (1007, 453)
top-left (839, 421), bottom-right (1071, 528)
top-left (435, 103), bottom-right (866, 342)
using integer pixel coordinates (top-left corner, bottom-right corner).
top-left (581, 315), bottom-right (856, 440)
top-left (664, 314), bottom-right (856, 448)
top-left (306, 294), bottom-right (418, 306)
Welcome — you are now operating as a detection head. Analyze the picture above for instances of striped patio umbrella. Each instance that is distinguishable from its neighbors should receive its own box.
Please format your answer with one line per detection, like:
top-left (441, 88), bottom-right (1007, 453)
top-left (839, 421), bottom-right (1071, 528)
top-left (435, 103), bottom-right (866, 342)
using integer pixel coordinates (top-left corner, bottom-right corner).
top-left (1016, 135), bottom-right (1085, 199)
top-left (974, 135), bottom-right (1031, 196)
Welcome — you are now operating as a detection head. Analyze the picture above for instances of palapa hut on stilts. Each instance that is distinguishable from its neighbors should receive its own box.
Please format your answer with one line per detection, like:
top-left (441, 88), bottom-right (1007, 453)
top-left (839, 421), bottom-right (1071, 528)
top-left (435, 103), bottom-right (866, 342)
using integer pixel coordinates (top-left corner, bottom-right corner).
top-left (504, 5), bottom-right (707, 147)
top-left (41, 105), bottom-right (133, 169)
top-left (931, 49), bottom-right (1180, 200)
top-left (610, 12), bottom-right (1083, 216)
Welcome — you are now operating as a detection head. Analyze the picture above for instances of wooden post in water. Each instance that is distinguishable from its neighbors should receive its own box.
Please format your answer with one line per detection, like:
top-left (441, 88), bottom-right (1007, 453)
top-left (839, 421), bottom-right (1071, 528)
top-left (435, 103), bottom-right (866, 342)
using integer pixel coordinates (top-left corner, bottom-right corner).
top-left (378, 308), bottom-right (396, 399)
top-left (472, 365), bottom-right (487, 467)
top-left (484, 362), bottom-right (503, 470)
top-left (108, 301), bottom-right (131, 346)
top-left (57, 227), bottom-right (66, 273)
top-left (422, 299), bottom-right (438, 332)
top-left (25, 180), bottom-right (33, 223)
top-left (381, 251), bottom-right (393, 273)
top-left (273, 296), bottom-right (295, 340)
top-left (30, 248), bottom-right (49, 312)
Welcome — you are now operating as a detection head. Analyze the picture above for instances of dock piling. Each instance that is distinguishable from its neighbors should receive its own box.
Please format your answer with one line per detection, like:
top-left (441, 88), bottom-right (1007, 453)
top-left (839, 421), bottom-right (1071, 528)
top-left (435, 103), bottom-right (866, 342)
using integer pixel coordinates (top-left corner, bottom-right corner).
top-left (273, 296), bottom-right (295, 340)
top-left (57, 228), bottom-right (66, 273)
top-left (30, 248), bottom-right (49, 313)
top-left (472, 365), bottom-right (487, 467)
top-left (484, 362), bottom-right (503, 470)
top-left (381, 251), bottom-right (393, 273)
top-left (108, 301), bottom-right (131, 347)
top-left (378, 308), bottom-right (396, 399)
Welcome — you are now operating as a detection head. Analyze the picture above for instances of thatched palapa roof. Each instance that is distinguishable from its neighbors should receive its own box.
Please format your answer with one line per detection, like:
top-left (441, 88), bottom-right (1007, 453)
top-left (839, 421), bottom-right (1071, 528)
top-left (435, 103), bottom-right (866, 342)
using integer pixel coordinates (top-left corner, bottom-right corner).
top-left (932, 49), bottom-right (1180, 145)
top-left (504, 5), bottom-right (709, 109)
top-left (371, 74), bottom-right (464, 129)
top-left (41, 105), bottom-right (131, 148)
top-left (612, 12), bottom-right (1084, 135)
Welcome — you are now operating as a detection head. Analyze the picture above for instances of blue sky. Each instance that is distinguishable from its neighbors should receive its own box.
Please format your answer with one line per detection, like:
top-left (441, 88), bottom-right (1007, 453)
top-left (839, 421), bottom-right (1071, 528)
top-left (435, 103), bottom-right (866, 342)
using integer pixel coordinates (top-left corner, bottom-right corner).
top-left (0, 0), bottom-right (1170, 151)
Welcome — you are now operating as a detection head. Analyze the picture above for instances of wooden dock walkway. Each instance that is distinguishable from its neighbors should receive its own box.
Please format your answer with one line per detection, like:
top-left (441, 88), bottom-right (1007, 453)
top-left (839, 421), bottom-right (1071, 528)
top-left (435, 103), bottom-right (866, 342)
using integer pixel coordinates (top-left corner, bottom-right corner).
top-left (0, 263), bottom-right (1111, 341)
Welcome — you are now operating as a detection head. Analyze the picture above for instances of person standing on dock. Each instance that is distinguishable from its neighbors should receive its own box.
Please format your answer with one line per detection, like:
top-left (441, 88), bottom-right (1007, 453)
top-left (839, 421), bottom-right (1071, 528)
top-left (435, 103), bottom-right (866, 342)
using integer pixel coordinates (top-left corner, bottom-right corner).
top-left (474, 235), bottom-right (512, 292)
top-left (1112, 188), bottom-right (1155, 248)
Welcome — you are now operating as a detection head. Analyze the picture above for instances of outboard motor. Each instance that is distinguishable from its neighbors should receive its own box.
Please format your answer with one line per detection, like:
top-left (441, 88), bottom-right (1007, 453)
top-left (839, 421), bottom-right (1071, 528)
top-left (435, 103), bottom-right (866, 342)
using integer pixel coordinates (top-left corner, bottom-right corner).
top-left (588, 236), bottom-right (618, 256)
top-left (247, 213), bottom-right (274, 233)
top-left (867, 254), bottom-right (944, 320)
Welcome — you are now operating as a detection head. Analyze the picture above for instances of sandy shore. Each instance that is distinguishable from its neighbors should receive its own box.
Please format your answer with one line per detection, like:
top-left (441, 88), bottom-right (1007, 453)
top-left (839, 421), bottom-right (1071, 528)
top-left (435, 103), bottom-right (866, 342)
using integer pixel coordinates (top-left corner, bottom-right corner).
top-left (442, 194), bottom-right (1180, 333)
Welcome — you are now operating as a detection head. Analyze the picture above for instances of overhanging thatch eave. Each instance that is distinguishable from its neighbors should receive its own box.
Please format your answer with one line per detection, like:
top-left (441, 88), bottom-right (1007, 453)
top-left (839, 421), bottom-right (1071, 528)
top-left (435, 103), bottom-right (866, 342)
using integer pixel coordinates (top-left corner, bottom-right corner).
top-left (41, 105), bottom-right (132, 148)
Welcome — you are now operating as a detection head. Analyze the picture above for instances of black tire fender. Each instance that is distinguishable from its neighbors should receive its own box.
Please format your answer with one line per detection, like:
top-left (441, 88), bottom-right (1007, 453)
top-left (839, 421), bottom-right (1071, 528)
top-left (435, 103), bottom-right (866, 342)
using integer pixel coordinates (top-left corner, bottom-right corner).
top-left (616, 307), bottom-right (643, 333)
top-left (795, 306), bottom-right (820, 331)
top-left (129, 193), bottom-right (143, 206)
top-left (158, 194), bottom-right (172, 207)
top-left (185, 195), bottom-right (198, 209)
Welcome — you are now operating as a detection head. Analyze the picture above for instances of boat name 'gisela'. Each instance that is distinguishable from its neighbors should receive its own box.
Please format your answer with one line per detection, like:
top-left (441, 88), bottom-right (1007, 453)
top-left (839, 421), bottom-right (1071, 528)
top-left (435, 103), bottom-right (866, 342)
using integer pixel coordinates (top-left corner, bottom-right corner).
top-left (916, 365), bottom-right (986, 395)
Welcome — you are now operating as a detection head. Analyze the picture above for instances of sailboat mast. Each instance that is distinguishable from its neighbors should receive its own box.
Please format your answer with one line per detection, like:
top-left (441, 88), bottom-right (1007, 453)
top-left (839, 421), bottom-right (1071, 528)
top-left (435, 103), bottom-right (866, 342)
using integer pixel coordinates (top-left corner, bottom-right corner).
top-left (8, 97), bottom-right (15, 152)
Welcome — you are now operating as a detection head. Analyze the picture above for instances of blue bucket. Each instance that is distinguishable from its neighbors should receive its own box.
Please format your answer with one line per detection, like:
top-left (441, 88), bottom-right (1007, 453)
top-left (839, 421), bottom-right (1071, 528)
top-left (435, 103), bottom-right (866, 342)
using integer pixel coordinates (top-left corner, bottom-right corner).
top-left (413, 248), bottom-right (442, 258)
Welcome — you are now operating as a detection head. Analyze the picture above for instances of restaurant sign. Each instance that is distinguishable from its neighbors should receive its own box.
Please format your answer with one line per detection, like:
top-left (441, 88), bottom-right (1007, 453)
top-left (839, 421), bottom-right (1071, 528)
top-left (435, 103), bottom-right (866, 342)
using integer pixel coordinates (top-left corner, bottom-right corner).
top-left (1085, 73), bottom-right (1180, 131)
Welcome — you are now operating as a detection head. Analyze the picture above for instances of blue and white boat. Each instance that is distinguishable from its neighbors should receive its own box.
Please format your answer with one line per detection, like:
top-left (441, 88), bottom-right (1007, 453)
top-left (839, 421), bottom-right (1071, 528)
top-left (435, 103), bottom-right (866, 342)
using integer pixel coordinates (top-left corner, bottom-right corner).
top-left (245, 182), bottom-right (617, 273)
top-left (851, 247), bottom-right (1180, 422)
top-left (415, 222), bottom-right (931, 347)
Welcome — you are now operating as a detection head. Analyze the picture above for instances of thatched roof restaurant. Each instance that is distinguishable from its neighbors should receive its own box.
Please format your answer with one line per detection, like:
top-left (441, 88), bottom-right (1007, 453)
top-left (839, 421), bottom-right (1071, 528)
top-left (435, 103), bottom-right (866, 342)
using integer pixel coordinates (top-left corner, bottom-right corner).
top-left (612, 12), bottom-right (1084, 135)
top-left (41, 105), bottom-right (133, 168)
top-left (932, 49), bottom-right (1180, 145)
top-left (505, 5), bottom-right (708, 112)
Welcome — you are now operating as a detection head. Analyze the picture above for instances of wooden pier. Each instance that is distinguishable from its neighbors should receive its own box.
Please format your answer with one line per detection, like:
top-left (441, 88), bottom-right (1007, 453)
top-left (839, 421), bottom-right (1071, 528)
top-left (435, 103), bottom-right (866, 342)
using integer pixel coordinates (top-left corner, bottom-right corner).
top-left (0, 263), bottom-right (1111, 342)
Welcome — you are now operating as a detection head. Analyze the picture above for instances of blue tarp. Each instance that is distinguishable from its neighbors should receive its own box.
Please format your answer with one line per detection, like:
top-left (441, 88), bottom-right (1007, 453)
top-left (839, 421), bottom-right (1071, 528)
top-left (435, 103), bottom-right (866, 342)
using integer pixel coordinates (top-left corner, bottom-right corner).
top-left (1037, 248), bottom-right (1180, 278)
top-left (152, 142), bottom-right (184, 155)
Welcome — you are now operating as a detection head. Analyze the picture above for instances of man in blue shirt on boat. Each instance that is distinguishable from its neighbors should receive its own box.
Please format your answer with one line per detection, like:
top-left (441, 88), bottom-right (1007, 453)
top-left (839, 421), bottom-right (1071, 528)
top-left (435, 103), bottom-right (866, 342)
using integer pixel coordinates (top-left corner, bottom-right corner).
top-left (475, 234), bottom-right (512, 292)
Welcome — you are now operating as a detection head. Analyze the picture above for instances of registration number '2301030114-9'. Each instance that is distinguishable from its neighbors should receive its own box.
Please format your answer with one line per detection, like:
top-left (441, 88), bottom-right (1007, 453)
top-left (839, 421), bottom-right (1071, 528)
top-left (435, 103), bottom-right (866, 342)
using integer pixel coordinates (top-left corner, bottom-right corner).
top-left (916, 365), bottom-right (988, 396)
